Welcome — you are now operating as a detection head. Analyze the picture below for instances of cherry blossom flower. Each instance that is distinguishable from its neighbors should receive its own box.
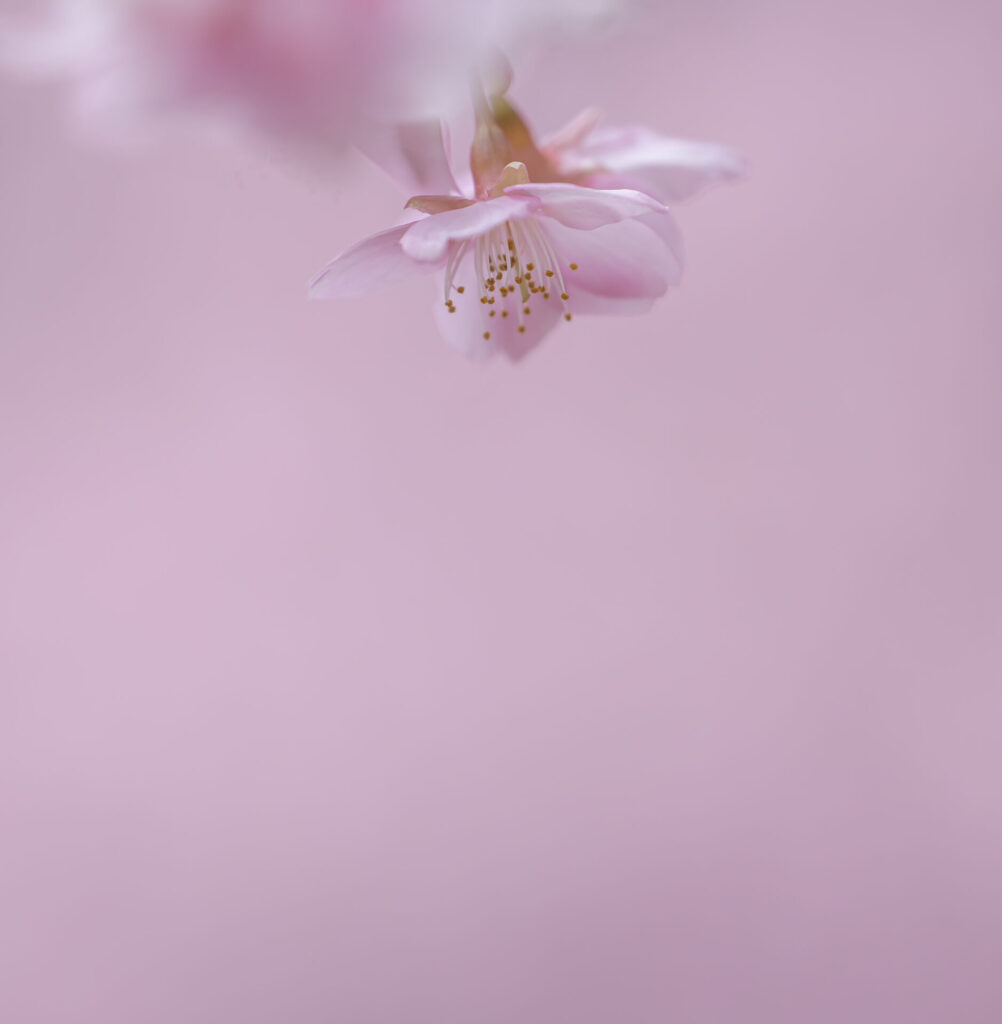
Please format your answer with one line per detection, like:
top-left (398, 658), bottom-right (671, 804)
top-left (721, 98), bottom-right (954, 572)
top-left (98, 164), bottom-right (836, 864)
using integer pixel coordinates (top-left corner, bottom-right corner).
top-left (0, 0), bottom-right (627, 152)
top-left (309, 160), bottom-right (683, 362)
top-left (488, 96), bottom-right (747, 204)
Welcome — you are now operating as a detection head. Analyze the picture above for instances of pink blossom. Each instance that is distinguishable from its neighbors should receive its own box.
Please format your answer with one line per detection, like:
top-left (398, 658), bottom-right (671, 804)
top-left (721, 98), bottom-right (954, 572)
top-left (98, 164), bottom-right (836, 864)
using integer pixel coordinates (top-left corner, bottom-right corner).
top-left (488, 97), bottom-right (747, 204)
top-left (309, 160), bottom-right (683, 362)
top-left (543, 110), bottom-right (748, 203)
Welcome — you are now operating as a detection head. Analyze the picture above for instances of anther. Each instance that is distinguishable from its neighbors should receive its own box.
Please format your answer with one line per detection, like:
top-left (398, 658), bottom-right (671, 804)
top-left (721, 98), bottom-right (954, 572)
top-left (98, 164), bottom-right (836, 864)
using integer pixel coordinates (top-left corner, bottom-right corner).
top-left (569, 263), bottom-right (579, 271)
top-left (483, 331), bottom-right (491, 340)
top-left (561, 293), bottom-right (570, 301)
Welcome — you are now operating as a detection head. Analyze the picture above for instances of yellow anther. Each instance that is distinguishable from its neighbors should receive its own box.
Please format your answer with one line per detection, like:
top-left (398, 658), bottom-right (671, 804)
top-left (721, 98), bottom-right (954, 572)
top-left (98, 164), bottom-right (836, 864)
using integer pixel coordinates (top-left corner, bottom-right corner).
top-left (518, 326), bottom-right (526, 334)
top-left (561, 293), bottom-right (570, 301)
top-left (483, 331), bottom-right (491, 340)
top-left (569, 263), bottom-right (579, 271)
top-left (456, 286), bottom-right (465, 294)
top-left (564, 313), bottom-right (573, 322)
top-left (545, 270), bottom-right (555, 278)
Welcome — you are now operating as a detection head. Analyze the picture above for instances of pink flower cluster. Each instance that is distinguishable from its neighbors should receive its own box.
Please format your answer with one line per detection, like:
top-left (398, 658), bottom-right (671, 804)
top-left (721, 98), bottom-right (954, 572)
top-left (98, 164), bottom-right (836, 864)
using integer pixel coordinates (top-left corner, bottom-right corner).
top-left (2, 0), bottom-right (744, 360)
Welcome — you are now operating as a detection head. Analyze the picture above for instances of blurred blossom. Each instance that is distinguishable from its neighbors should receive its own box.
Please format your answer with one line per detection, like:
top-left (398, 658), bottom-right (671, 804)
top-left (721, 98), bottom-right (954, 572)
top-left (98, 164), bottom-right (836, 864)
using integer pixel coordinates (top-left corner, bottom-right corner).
top-left (0, 0), bottom-right (627, 148)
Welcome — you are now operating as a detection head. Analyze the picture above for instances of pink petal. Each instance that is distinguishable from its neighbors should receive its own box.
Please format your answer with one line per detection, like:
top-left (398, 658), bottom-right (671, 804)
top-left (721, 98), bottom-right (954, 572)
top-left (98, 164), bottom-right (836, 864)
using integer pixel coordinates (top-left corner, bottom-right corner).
top-left (505, 182), bottom-right (667, 230)
top-left (636, 211), bottom-right (686, 284)
top-left (543, 216), bottom-right (684, 303)
top-left (543, 107), bottom-right (604, 152)
top-left (432, 256), bottom-right (563, 362)
top-left (567, 126), bottom-right (747, 203)
top-left (309, 224), bottom-right (437, 300)
top-left (358, 120), bottom-right (461, 197)
top-left (401, 195), bottom-right (534, 263)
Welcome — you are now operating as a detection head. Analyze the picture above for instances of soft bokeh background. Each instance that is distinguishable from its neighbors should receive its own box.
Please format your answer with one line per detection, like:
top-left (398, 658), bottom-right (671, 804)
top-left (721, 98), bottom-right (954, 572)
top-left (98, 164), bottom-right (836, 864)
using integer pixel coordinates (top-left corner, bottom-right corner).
top-left (2, 1), bottom-right (1001, 1021)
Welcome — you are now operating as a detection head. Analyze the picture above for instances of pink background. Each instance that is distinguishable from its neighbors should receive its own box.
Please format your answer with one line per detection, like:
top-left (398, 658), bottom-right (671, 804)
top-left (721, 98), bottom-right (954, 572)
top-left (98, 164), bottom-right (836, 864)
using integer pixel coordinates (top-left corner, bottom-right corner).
top-left (2, 1), bottom-right (1001, 1021)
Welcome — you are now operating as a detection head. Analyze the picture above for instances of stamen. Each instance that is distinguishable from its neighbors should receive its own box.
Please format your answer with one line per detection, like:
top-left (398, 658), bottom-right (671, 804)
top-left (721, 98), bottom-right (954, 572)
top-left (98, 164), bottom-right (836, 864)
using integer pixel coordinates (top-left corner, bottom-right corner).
top-left (447, 216), bottom-right (581, 346)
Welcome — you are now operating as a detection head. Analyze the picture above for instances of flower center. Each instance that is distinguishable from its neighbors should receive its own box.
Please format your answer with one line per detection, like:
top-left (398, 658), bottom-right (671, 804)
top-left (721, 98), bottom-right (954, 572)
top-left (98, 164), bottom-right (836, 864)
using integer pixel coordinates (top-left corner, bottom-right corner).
top-left (442, 218), bottom-right (577, 339)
